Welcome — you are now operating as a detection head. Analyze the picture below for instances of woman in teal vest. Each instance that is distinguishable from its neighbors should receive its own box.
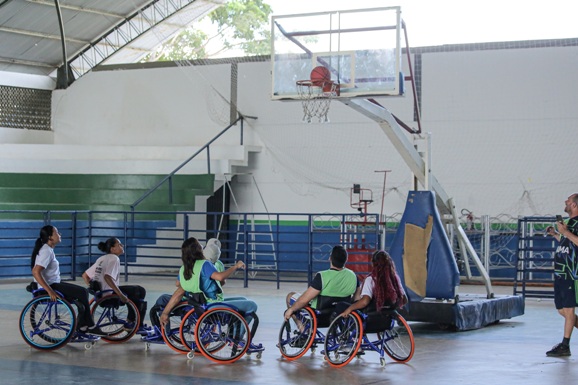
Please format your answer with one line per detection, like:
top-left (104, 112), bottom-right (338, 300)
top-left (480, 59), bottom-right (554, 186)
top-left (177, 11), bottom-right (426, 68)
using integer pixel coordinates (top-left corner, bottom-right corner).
top-left (160, 237), bottom-right (258, 330)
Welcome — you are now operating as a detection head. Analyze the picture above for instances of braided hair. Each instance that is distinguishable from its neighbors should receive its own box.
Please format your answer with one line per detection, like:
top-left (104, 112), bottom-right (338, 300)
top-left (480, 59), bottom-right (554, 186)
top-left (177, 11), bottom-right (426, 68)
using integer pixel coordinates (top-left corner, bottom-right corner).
top-left (181, 237), bottom-right (205, 280)
top-left (370, 250), bottom-right (405, 310)
top-left (30, 225), bottom-right (54, 269)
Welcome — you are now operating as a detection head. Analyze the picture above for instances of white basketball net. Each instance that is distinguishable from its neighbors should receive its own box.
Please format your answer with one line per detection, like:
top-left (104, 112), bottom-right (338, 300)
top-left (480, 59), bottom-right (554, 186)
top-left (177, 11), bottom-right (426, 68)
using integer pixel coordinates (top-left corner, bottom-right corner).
top-left (296, 80), bottom-right (338, 123)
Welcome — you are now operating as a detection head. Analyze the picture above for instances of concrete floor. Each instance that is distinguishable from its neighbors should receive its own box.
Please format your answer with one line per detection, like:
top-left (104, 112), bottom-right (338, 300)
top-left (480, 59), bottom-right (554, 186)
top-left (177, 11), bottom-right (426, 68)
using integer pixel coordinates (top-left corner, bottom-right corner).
top-left (1, 276), bottom-right (576, 385)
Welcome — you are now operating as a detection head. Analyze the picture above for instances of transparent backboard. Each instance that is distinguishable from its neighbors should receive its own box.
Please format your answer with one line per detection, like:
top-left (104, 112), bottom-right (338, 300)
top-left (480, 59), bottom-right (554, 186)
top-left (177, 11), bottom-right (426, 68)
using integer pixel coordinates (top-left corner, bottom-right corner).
top-left (271, 6), bottom-right (403, 100)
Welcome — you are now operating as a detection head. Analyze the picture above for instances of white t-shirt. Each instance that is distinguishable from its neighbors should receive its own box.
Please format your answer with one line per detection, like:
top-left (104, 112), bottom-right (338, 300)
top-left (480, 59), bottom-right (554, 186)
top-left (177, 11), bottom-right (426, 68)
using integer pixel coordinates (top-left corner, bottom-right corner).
top-left (360, 276), bottom-right (376, 299)
top-left (34, 244), bottom-right (61, 287)
top-left (84, 253), bottom-right (120, 292)
top-left (360, 274), bottom-right (404, 300)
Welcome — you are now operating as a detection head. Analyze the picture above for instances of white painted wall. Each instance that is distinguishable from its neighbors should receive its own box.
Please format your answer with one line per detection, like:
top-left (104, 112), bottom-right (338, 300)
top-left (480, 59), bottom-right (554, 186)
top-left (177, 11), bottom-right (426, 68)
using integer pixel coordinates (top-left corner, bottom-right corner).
top-left (1, 41), bottom-right (576, 219)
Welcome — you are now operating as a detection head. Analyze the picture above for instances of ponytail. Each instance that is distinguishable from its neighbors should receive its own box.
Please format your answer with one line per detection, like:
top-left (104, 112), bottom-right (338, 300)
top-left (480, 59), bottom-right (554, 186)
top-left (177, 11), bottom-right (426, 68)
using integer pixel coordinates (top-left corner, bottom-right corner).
top-left (30, 225), bottom-right (54, 269)
top-left (98, 238), bottom-right (118, 254)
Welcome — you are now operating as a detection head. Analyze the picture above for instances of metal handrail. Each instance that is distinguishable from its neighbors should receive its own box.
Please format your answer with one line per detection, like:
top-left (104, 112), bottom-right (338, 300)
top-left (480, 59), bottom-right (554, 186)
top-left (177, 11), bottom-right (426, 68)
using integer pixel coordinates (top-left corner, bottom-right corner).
top-left (130, 116), bottom-right (244, 210)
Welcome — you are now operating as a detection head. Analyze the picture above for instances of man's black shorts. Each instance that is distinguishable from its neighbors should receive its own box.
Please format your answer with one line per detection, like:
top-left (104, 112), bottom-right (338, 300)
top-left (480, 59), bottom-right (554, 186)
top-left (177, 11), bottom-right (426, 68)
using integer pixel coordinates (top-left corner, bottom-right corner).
top-left (554, 277), bottom-right (578, 309)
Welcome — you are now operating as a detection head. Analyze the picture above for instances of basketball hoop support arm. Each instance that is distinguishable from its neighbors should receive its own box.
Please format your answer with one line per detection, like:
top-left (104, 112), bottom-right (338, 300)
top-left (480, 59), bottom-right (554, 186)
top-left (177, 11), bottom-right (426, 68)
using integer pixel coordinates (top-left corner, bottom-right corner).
top-left (341, 98), bottom-right (494, 298)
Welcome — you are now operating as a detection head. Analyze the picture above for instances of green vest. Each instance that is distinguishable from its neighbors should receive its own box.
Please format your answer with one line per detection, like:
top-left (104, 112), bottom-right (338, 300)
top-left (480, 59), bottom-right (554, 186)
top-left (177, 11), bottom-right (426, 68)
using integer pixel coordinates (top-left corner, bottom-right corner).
top-left (311, 268), bottom-right (358, 309)
top-left (179, 260), bottom-right (223, 303)
top-left (214, 260), bottom-right (225, 273)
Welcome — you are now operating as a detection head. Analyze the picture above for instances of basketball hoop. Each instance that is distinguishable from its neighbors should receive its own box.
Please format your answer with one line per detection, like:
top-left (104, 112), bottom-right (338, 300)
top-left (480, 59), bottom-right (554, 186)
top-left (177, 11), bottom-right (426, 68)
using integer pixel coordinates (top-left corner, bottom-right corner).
top-left (296, 80), bottom-right (339, 123)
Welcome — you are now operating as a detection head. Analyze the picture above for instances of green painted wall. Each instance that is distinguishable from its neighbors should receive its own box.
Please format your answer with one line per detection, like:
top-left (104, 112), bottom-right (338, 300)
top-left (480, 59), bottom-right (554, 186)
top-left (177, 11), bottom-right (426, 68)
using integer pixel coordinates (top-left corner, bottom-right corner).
top-left (0, 173), bottom-right (214, 212)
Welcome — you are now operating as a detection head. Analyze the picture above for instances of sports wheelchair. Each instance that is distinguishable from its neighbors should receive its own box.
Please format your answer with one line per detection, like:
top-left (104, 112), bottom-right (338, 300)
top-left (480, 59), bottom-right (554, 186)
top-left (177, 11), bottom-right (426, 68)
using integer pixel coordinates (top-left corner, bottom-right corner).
top-left (177, 293), bottom-right (265, 363)
top-left (323, 307), bottom-right (415, 368)
top-left (19, 282), bottom-right (99, 351)
top-left (142, 300), bottom-right (195, 354)
top-left (278, 295), bottom-right (353, 361)
top-left (88, 281), bottom-right (141, 344)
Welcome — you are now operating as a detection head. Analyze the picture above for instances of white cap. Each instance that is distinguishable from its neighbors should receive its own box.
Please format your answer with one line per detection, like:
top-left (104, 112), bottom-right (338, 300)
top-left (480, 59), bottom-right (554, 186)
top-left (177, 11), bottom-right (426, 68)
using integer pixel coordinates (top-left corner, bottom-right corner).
top-left (204, 238), bottom-right (221, 264)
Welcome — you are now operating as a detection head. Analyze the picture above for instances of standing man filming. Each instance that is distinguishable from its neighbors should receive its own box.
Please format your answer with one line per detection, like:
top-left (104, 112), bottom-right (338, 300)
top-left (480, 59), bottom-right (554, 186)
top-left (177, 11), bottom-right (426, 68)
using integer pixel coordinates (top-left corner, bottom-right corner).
top-left (545, 193), bottom-right (578, 357)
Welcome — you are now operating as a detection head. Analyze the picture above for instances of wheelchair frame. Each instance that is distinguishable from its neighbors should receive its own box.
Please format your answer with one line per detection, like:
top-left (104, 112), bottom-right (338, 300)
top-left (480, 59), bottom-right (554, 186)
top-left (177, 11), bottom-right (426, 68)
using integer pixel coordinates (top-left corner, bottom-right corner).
top-left (323, 309), bottom-right (415, 368)
top-left (19, 284), bottom-right (99, 351)
top-left (179, 301), bottom-right (265, 363)
top-left (89, 290), bottom-right (141, 343)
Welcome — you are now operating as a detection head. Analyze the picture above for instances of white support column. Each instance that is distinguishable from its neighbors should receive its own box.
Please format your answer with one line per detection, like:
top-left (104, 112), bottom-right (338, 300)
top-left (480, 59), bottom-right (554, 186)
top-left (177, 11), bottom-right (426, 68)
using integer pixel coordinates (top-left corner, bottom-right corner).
top-left (341, 98), bottom-right (494, 298)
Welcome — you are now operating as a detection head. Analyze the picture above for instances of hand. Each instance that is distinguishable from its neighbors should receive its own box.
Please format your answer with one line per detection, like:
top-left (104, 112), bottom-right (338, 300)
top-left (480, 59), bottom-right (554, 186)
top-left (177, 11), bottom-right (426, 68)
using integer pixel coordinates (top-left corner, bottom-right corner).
top-left (557, 221), bottom-right (569, 236)
top-left (284, 308), bottom-right (294, 321)
top-left (339, 310), bottom-right (352, 318)
top-left (546, 226), bottom-right (557, 236)
top-left (160, 312), bottom-right (169, 328)
top-left (119, 294), bottom-right (129, 303)
top-left (48, 290), bottom-right (60, 302)
top-left (235, 260), bottom-right (246, 270)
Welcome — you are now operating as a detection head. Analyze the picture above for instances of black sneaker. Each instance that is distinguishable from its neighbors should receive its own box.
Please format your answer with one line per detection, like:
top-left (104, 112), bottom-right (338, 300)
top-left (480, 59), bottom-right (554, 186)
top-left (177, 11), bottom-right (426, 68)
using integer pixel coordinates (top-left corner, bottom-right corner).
top-left (546, 343), bottom-right (571, 357)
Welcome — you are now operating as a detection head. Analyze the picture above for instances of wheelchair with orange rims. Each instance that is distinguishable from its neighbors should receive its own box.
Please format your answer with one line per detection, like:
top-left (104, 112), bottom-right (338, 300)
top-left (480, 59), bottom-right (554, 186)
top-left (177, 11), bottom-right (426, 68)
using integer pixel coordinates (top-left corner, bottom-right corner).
top-left (88, 282), bottom-right (141, 344)
top-left (142, 299), bottom-right (195, 354)
top-left (19, 282), bottom-right (99, 351)
top-left (323, 307), bottom-right (415, 368)
top-left (278, 295), bottom-right (353, 361)
top-left (177, 294), bottom-right (265, 363)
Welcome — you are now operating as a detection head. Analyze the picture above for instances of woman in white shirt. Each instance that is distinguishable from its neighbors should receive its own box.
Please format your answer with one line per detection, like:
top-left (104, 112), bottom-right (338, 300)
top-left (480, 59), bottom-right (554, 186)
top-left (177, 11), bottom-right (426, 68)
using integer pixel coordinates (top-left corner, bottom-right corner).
top-left (83, 237), bottom-right (147, 328)
top-left (339, 250), bottom-right (407, 317)
top-left (31, 225), bottom-right (105, 335)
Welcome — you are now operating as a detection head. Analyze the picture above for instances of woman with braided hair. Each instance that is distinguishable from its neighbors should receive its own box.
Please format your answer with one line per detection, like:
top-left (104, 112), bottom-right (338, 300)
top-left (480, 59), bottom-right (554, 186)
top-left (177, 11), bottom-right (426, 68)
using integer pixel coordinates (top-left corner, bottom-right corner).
top-left (339, 250), bottom-right (407, 317)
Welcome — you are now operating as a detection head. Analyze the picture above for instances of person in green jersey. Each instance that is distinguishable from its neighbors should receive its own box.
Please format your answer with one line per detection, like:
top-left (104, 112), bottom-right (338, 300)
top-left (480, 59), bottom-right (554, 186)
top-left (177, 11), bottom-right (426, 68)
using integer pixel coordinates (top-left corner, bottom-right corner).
top-left (284, 245), bottom-right (361, 320)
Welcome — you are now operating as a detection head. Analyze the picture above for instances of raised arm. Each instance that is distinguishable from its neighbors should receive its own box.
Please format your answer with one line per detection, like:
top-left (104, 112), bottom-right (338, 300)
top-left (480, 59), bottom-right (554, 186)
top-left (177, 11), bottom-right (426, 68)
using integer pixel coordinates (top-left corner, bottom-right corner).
top-left (210, 260), bottom-right (245, 282)
top-left (557, 221), bottom-right (578, 247)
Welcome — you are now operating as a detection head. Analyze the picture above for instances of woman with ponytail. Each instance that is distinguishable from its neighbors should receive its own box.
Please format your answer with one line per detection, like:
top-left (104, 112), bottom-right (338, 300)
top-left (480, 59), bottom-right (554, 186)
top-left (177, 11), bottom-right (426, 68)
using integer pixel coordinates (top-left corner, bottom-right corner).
top-left (82, 237), bottom-right (148, 330)
top-left (339, 250), bottom-right (407, 317)
top-left (31, 225), bottom-right (106, 336)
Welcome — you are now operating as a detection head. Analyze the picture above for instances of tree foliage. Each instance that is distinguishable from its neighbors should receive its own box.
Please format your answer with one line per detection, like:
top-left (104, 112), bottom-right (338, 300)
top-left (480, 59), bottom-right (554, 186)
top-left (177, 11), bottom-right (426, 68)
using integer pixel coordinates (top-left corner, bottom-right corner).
top-left (145, 0), bottom-right (272, 61)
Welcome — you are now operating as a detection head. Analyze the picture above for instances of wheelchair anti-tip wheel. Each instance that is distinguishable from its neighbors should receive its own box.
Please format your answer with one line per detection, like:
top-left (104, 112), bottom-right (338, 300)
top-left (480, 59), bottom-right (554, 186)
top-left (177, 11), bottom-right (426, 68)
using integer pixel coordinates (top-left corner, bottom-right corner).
top-left (194, 307), bottom-right (250, 363)
top-left (323, 313), bottom-right (363, 368)
top-left (91, 295), bottom-right (140, 343)
top-left (19, 296), bottom-right (77, 351)
top-left (277, 306), bottom-right (316, 361)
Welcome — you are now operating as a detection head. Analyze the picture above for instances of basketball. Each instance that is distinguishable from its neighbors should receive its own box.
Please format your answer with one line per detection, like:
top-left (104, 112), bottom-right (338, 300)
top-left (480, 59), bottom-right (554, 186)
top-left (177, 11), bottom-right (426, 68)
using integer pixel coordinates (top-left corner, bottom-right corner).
top-left (310, 66), bottom-right (331, 86)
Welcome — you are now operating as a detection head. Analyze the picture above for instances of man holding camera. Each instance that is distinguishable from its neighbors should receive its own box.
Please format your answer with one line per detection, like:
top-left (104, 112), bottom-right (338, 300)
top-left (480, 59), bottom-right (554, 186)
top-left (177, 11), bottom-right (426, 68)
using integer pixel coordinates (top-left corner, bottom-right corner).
top-left (545, 193), bottom-right (578, 357)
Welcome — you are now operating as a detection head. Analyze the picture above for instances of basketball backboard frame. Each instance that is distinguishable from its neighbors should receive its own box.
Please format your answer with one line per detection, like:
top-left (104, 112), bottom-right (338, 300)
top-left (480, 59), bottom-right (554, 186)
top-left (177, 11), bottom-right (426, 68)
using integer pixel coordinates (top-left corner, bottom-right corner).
top-left (271, 6), bottom-right (403, 100)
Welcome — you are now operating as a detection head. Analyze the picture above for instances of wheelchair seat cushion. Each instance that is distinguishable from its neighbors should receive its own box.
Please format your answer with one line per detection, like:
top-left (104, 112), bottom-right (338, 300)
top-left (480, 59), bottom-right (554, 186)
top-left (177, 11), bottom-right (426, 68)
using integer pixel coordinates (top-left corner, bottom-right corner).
top-left (363, 308), bottom-right (396, 334)
top-left (315, 295), bottom-right (353, 328)
top-left (185, 292), bottom-right (207, 306)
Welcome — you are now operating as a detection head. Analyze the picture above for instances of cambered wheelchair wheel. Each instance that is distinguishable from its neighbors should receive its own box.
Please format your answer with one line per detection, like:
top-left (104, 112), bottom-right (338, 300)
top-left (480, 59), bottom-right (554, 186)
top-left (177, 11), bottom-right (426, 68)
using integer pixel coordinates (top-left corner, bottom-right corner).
top-left (278, 306), bottom-right (316, 360)
top-left (161, 302), bottom-right (192, 354)
top-left (91, 295), bottom-right (140, 343)
top-left (19, 296), bottom-right (77, 351)
top-left (324, 313), bottom-right (363, 368)
top-left (179, 306), bottom-right (203, 352)
top-left (381, 313), bottom-right (415, 362)
top-left (194, 307), bottom-right (250, 363)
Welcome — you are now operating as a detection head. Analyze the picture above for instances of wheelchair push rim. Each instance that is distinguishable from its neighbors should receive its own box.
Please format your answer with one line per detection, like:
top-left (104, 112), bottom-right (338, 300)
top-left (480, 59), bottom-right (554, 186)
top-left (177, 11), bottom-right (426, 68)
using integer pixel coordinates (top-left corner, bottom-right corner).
top-left (90, 295), bottom-right (141, 343)
top-left (323, 312), bottom-right (363, 368)
top-left (19, 296), bottom-right (77, 351)
top-left (278, 306), bottom-right (317, 360)
top-left (194, 307), bottom-right (251, 363)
